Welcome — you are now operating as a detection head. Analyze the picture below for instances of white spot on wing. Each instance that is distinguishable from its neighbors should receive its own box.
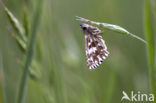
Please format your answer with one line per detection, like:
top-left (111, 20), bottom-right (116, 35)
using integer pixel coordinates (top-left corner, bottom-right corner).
top-left (88, 47), bottom-right (97, 54)
top-left (88, 42), bottom-right (91, 46)
top-left (105, 53), bottom-right (108, 56)
top-left (103, 56), bottom-right (106, 60)
top-left (97, 55), bottom-right (103, 61)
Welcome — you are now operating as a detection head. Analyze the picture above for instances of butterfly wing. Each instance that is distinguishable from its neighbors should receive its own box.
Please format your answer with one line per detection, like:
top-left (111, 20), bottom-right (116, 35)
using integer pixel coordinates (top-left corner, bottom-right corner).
top-left (85, 35), bottom-right (109, 69)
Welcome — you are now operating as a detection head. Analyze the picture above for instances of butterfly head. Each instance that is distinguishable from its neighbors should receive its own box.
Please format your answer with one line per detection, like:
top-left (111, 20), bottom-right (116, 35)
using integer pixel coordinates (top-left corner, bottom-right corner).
top-left (80, 24), bottom-right (89, 30)
top-left (80, 23), bottom-right (101, 35)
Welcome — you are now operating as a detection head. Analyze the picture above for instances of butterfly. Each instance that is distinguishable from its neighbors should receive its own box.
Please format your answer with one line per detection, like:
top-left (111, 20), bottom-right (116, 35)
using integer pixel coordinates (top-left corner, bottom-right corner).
top-left (80, 24), bottom-right (109, 69)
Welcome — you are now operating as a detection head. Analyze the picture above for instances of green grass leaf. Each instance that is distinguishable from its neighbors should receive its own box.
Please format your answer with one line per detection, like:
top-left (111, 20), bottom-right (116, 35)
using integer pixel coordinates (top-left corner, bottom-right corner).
top-left (0, 54), bottom-right (7, 103)
top-left (17, 0), bottom-right (43, 103)
top-left (23, 6), bottom-right (30, 37)
top-left (144, 0), bottom-right (156, 96)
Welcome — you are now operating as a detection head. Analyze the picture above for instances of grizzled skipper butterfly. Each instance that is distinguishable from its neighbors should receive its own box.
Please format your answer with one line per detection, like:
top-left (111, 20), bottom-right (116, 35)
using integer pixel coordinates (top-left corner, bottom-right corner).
top-left (80, 24), bottom-right (109, 69)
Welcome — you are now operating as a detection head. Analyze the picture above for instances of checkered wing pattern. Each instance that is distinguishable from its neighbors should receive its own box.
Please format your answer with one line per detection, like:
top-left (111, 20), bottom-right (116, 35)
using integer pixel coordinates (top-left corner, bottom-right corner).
top-left (85, 35), bottom-right (109, 69)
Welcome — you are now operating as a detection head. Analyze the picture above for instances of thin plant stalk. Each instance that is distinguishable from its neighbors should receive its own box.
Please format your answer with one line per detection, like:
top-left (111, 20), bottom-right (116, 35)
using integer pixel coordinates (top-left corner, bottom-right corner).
top-left (76, 16), bottom-right (147, 44)
top-left (144, 0), bottom-right (156, 97)
top-left (17, 1), bottom-right (42, 103)
top-left (0, 55), bottom-right (7, 103)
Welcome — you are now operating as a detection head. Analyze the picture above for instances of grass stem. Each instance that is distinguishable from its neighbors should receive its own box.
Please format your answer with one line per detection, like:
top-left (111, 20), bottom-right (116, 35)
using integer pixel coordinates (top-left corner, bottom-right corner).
top-left (17, 1), bottom-right (42, 103)
top-left (76, 16), bottom-right (147, 44)
top-left (144, 0), bottom-right (156, 97)
top-left (0, 55), bottom-right (7, 103)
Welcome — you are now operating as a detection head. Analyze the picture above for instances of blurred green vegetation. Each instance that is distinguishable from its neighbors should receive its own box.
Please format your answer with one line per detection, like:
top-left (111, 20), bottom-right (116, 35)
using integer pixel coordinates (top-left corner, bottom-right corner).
top-left (0, 0), bottom-right (155, 103)
top-left (144, 0), bottom-right (156, 98)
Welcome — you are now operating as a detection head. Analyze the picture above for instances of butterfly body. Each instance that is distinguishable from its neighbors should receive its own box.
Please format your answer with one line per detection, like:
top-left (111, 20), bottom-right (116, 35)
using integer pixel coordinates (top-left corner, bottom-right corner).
top-left (80, 24), bottom-right (109, 69)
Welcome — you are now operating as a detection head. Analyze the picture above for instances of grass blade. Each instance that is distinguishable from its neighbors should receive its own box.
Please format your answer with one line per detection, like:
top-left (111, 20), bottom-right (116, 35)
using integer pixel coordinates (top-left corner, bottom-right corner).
top-left (17, 0), bottom-right (43, 103)
top-left (23, 5), bottom-right (29, 36)
top-left (0, 54), bottom-right (7, 103)
top-left (144, 0), bottom-right (156, 96)
top-left (48, 39), bottom-right (66, 103)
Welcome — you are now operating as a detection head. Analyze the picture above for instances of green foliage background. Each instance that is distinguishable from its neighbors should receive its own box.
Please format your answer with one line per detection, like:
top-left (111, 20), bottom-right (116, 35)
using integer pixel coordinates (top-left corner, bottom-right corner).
top-left (0, 0), bottom-right (155, 103)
